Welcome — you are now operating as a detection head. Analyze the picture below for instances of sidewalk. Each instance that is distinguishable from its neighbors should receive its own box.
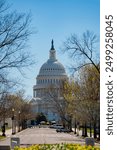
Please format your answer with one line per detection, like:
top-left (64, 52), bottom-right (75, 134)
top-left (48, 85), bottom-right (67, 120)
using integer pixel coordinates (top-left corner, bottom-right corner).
top-left (0, 128), bottom-right (93, 138)
top-left (0, 127), bottom-right (100, 147)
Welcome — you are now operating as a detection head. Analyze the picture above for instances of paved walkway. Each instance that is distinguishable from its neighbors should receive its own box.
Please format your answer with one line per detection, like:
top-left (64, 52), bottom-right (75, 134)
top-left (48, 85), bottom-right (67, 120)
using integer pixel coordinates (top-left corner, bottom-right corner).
top-left (0, 127), bottom-right (100, 147)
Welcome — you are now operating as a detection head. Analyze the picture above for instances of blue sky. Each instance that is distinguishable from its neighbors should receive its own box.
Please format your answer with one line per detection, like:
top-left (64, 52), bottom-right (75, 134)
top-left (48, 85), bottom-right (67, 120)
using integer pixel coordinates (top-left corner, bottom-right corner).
top-left (9, 0), bottom-right (100, 97)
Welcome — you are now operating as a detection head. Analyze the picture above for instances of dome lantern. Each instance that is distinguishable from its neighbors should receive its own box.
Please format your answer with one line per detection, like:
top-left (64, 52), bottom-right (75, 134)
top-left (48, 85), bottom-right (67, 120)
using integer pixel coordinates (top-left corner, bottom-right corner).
top-left (49, 39), bottom-right (56, 61)
top-left (51, 39), bottom-right (55, 50)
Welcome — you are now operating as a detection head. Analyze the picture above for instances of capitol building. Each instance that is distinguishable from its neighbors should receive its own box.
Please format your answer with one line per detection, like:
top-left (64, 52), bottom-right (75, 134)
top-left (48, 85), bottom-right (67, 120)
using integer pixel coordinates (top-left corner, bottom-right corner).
top-left (31, 40), bottom-right (68, 122)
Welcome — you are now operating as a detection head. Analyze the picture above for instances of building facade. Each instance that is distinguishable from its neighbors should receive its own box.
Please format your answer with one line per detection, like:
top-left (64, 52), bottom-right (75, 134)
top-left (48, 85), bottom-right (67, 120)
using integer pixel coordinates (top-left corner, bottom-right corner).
top-left (31, 40), bottom-right (68, 121)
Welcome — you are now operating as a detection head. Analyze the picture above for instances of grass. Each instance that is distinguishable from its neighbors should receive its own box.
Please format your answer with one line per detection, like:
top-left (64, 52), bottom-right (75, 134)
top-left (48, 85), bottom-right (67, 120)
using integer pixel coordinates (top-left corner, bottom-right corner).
top-left (79, 128), bottom-right (94, 133)
top-left (0, 127), bottom-right (11, 140)
top-left (0, 135), bottom-right (6, 140)
top-left (0, 127), bottom-right (11, 132)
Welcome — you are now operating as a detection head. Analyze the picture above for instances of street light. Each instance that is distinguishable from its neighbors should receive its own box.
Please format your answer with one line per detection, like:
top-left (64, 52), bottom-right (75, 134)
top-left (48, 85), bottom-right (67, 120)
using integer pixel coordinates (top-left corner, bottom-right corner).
top-left (2, 94), bottom-right (6, 136)
top-left (12, 108), bottom-right (15, 135)
top-left (2, 110), bottom-right (6, 136)
top-left (18, 111), bottom-right (21, 132)
top-left (2, 123), bottom-right (6, 136)
top-left (74, 110), bottom-right (77, 134)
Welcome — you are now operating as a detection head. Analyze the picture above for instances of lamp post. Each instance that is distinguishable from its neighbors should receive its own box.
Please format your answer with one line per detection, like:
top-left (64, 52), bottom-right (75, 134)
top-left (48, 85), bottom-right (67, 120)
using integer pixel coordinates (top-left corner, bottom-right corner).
top-left (2, 119), bottom-right (6, 136)
top-left (74, 110), bottom-right (77, 134)
top-left (2, 95), bottom-right (6, 136)
top-left (12, 108), bottom-right (15, 135)
top-left (2, 107), bottom-right (6, 136)
top-left (18, 111), bottom-right (21, 132)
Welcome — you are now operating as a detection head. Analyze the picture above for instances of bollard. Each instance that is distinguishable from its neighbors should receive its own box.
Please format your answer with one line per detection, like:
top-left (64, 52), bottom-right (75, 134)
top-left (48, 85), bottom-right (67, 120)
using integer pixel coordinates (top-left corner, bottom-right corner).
top-left (11, 137), bottom-right (20, 149)
top-left (85, 137), bottom-right (95, 146)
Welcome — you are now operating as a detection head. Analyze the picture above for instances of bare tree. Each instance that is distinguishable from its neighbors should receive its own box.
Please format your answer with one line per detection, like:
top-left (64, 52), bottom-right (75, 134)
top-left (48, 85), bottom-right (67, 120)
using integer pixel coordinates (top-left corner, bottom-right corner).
top-left (0, 0), bottom-right (34, 74)
top-left (0, 0), bottom-right (35, 110)
top-left (46, 84), bottom-right (73, 130)
top-left (62, 30), bottom-right (100, 74)
top-left (62, 31), bottom-right (100, 138)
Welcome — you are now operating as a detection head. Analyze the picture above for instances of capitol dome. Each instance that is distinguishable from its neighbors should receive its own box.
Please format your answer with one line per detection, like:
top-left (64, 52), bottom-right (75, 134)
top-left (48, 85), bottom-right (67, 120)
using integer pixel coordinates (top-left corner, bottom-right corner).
top-left (39, 59), bottom-right (66, 76)
top-left (33, 40), bottom-right (68, 98)
top-left (39, 40), bottom-right (66, 76)
top-left (32, 40), bottom-right (68, 122)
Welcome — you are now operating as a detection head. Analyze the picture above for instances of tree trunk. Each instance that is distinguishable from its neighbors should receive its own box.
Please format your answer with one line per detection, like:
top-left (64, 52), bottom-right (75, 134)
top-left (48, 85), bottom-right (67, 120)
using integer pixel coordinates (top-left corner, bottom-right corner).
top-left (97, 123), bottom-right (100, 140)
top-left (74, 119), bottom-right (77, 134)
top-left (68, 119), bottom-right (72, 131)
top-left (77, 124), bottom-right (79, 136)
top-left (84, 122), bottom-right (88, 137)
top-left (62, 120), bottom-right (66, 128)
top-left (93, 122), bottom-right (97, 138)
top-left (90, 122), bottom-right (92, 137)
top-left (99, 124), bottom-right (100, 140)
top-left (82, 124), bottom-right (85, 136)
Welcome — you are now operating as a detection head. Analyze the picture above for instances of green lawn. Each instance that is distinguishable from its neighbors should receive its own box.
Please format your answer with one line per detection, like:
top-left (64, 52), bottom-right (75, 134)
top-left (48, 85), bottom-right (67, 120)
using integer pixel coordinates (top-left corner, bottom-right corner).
top-left (0, 127), bottom-right (11, 132)
top-left (0, 135), bottom-right (6, 140)
top-left (80, 128), bottom-right (94, 133)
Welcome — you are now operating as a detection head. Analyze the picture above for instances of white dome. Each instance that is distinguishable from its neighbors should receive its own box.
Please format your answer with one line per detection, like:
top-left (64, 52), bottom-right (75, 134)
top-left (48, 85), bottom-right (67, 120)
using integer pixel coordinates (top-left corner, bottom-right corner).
top-left (38, 40), bottom-right (67, 77)
top-left (33, 40), bottom-right (68, 98)
top-left (39, 59), bottom-right (66, 76)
